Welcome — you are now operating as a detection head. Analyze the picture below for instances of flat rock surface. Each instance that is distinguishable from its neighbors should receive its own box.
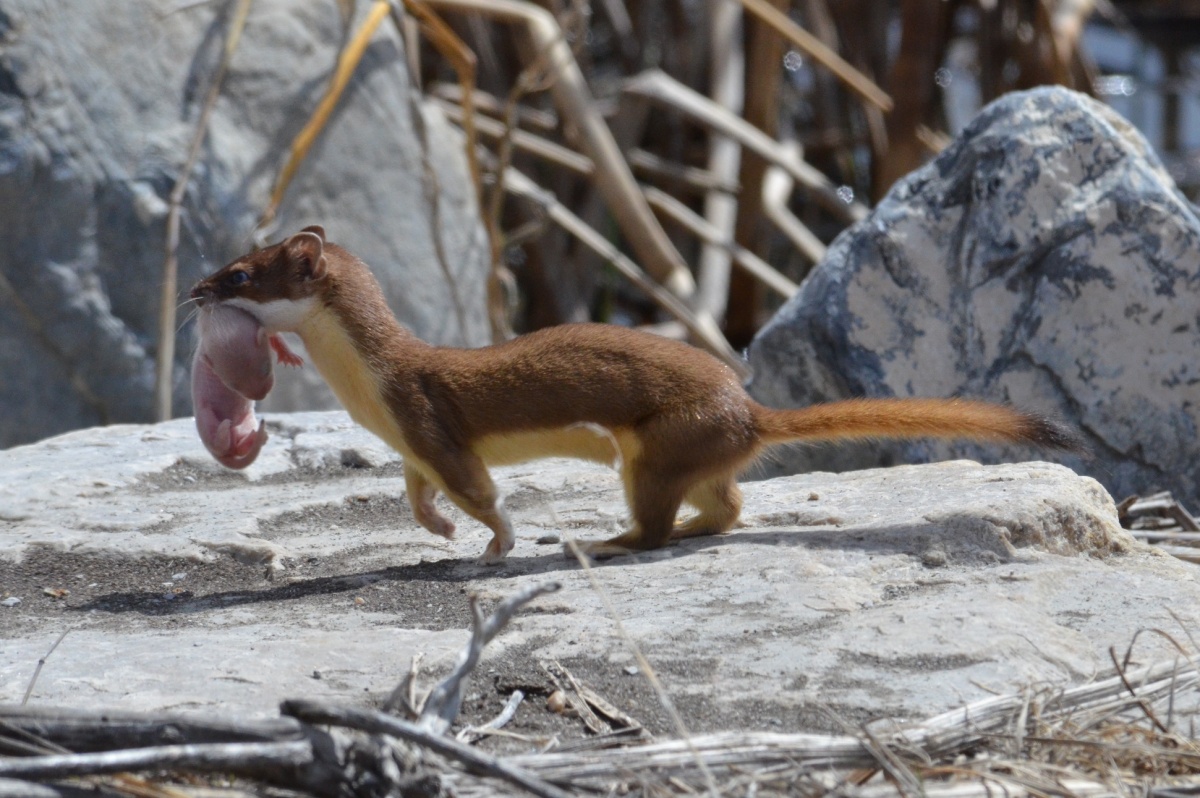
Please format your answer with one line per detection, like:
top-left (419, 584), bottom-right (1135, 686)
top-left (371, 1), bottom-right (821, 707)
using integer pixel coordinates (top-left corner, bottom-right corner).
top-left (1, 412), bottom-right (1194, 741)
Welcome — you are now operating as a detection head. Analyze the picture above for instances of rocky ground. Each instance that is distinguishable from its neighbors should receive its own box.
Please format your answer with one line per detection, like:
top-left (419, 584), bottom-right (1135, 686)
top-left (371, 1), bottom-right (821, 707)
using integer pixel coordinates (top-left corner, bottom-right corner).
top-left (2, 412), bottom-right (1197, 752)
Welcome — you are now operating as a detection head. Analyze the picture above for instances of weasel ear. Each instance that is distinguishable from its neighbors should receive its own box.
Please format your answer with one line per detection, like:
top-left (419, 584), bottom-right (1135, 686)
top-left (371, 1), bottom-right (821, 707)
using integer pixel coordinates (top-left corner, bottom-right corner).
top-left (283, 230), bottom-right (327, 281)
top-left (300, 225), bottom-right (326, 242)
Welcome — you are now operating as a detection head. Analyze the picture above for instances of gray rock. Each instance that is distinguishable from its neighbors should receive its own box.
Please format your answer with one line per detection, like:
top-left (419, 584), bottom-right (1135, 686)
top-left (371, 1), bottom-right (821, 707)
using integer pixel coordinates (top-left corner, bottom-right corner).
top-left (3, 411), bottom-right (1195, 733)
top-left (0, 1), bottom-right (489, 448)
top-left (747, 87), bottom-right (1200, 507)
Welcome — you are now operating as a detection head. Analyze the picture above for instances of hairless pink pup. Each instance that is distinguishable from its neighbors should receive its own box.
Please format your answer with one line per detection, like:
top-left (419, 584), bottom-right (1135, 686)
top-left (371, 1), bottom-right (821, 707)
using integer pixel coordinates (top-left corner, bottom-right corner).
top-left (191, 304), bottom-right (301, 468)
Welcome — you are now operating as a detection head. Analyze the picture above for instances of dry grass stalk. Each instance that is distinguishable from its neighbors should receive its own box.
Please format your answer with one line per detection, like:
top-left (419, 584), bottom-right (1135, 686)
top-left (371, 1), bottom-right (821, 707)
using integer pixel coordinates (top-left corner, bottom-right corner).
top-left (643, 186), bottom-right (799, 299)
top-left (694, 0), bottom-right (745, 319)
top-left (421, 0), bottom-right (697, 301)
top-left (628, 148), bottom-right (740, 195)
top-left (734, 0), bottom-right (893, 113)
top-left (761, 145), bottom-right (828, 267)
top-left (503, 167), bottom-right (746, 375)
top-left (623, 69), bottom-right (868, 224)
top-left (396, 0), bottom-right (513, 342)
top-left (257, 1), bottom-right (390, 234)
top-left (430, 82), bottom-right (559, 132)
top-left (154, 0), bottom-right (253, 422)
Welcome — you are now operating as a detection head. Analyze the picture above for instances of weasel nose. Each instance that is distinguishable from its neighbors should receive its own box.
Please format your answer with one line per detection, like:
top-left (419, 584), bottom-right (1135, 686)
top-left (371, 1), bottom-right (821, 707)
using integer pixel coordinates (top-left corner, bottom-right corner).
top-left (189, 283), bottom-right (209, 303)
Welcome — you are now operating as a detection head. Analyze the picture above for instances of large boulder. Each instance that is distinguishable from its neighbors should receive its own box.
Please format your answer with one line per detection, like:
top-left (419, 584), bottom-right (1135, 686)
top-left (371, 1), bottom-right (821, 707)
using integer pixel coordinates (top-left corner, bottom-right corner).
top-left (0, 1), bottom-right (490, 448)
top-left (748, 86), bottom-right (1200, 507)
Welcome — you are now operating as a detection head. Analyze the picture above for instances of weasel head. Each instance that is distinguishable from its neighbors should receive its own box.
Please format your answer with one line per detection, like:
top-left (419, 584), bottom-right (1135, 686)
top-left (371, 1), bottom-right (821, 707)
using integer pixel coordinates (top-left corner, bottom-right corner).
top-left (190, 226), bottom-right (329, 332)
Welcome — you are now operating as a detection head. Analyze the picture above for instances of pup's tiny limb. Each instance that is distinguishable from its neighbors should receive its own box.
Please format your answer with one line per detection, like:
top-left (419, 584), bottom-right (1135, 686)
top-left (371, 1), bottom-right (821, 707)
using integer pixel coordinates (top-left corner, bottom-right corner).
top-left (269, 334), bottom-right (304, 367)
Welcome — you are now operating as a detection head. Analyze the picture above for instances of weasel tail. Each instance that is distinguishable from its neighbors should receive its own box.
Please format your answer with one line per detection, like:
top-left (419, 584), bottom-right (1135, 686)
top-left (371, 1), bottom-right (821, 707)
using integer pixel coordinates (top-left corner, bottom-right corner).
top-left (753, 397), bottom-right (1082, 451)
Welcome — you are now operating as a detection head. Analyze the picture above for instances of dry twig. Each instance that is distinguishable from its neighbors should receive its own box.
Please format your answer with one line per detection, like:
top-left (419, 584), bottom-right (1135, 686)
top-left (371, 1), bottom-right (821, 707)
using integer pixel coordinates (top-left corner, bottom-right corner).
top-left (418, 580), bottom-right (561, 734)
top-left (155, 0), bottom-right (253, 421)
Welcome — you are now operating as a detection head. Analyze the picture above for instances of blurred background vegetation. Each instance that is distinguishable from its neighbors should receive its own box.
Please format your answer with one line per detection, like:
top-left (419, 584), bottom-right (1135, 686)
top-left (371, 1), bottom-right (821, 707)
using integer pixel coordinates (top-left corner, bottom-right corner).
top-left (233, 1), bottom-right (1200, 357)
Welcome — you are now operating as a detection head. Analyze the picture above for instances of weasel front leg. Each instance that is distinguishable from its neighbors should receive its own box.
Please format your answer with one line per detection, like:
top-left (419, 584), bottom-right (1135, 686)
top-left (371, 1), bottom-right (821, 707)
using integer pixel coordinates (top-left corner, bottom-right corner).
top-left (405, 466), bottom-right (455, 539)
top-left (423, 449), bottom-right (515, 565)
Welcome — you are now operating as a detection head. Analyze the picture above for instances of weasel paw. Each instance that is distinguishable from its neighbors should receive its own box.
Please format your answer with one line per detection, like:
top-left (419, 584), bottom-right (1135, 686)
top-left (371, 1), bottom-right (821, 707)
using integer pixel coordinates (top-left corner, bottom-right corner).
top-left (477, 537), bottom-right (514, 565)
top-left (416, 508), bottom-right (456, 539)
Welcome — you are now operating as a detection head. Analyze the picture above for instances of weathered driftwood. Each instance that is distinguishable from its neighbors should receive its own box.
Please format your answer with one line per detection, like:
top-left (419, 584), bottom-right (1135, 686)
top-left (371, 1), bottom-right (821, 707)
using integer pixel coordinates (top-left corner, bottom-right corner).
top-left (2, 658), bottom-right (1197, 796)
top-left (1118, 491), bottom-right (1200, 563)
top-left (282, 700), bottom-right (571, 798)
top-left (0, 777), bottom-right (66, 798)
top-left (0, 706), bottom-right (307, 752)
top-left (419, 581), bottom-right (561, 735)
top-left (506, 660), bottom-right (1200, 786)
top-left (456, 689), bottom-right (524, 743)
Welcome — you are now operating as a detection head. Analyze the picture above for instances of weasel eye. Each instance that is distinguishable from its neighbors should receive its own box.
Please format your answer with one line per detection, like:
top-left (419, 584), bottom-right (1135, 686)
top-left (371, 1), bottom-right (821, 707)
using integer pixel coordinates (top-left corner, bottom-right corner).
top-left (224, 271), bottom-right (250, 288)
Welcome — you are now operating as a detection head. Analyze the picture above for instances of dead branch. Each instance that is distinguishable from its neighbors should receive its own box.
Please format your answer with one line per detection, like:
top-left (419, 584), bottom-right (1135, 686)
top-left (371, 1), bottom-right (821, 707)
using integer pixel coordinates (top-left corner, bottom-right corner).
top-left (0, 705), bottom-right (307, 751)
top-left (418, 580), bottom-right (562, 734)
top-left (456, 689), bottom-right (524, 743)
top-left (0, 741), bottom-right (313, 780)
top-left (507, 660), bottom-right (1200, 786)
top-left (281, 700), bottom-right (572, 798)
top-left (0, 778), bottom-right (67, 798)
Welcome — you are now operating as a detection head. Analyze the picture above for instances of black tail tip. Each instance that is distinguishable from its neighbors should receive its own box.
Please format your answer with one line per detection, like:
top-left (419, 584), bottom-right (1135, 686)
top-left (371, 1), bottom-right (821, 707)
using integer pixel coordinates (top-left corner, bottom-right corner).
top-left (1022, 413), bottom-right (1088, 454)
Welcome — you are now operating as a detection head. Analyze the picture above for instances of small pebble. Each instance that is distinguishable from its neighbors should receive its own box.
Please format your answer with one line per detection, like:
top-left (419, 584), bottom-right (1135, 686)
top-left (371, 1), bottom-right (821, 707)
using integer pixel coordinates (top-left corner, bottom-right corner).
top-left (1, 597), bottom-right (21, 608)
top-left (536, 533), bottom-right (562, 545)
top-left (547, 690), bottom-right (568, 713)
top-left (624, 665), bottom-right (639, 676)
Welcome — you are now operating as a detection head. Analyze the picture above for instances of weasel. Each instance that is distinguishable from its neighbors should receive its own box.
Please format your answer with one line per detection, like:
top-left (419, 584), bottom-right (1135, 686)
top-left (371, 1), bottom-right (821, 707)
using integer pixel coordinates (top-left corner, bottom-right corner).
top-left (190, 226), bottom-right (1081, 563)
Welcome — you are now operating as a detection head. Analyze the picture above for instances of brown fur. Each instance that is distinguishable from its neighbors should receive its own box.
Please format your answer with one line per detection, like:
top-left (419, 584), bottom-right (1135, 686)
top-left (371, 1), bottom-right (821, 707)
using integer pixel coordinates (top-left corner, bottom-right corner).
top-left (191, 228), bottom-right (1083, 562)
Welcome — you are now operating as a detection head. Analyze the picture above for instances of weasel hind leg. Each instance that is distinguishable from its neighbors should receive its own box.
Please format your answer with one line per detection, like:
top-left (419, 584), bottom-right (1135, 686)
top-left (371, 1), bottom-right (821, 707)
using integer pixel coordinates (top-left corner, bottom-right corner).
top-left (573, 463), bottom-right (688, 560)
top-left (673, 475), bottom-right (742, 541)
